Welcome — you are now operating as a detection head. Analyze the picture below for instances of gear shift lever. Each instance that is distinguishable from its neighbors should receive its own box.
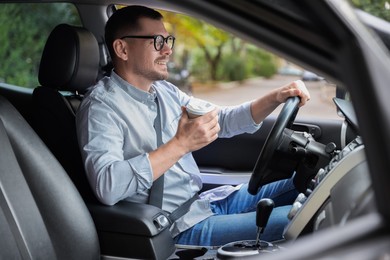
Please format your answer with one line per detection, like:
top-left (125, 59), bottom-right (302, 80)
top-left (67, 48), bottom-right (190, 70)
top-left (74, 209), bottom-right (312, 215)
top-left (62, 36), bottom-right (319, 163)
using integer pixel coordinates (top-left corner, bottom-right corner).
top-left (217, 198), bottom-right (279, 258)
top-left (256, 198), bottom-right (275, 247)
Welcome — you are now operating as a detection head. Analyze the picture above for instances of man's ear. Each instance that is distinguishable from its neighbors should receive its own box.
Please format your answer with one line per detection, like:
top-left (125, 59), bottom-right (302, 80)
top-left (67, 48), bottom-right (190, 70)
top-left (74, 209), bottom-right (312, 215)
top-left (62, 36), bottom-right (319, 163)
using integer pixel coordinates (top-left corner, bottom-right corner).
top-left (112, 39), bottom-right (129, 61)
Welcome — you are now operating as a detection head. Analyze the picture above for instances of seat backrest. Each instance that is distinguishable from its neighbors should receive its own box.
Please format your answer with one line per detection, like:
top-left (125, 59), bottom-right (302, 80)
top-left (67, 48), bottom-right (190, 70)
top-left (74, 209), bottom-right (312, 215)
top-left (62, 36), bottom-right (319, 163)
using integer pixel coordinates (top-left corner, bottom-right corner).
top-left (32, 24), bottom-right (100, 202)
top-left (0, 95), bottom-right (100, 259)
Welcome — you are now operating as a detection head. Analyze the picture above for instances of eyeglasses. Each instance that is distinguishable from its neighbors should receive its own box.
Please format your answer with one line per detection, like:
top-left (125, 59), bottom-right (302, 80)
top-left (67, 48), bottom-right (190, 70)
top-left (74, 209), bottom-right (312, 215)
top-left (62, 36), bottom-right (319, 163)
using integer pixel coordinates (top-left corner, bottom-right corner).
top-left (120, 35), bottom-right (175, 51)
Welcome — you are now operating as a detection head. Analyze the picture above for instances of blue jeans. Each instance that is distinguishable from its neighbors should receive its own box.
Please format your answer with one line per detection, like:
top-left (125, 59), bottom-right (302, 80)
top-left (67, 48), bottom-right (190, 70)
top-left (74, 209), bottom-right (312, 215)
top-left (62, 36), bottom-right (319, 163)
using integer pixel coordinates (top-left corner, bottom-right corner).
top-left (175, 177), bottom-right (298, 246)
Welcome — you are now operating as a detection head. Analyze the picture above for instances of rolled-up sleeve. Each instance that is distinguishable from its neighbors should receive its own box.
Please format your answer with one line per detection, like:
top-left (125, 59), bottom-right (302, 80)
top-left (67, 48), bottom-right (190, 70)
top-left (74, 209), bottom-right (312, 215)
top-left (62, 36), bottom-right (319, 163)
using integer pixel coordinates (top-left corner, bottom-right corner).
top-left (90, 153), bottom-right (153, 206)
top-left (77, 91), bottom-right (154, 206)
top-left (218, 101), bottom-right (262, 138)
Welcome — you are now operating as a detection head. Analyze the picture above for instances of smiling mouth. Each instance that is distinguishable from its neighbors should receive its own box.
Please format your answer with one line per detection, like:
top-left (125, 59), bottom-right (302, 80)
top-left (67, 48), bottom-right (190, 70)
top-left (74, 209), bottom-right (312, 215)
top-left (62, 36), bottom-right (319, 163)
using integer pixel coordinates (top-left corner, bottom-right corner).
top-left (156, 60), bottom-right (167, 66)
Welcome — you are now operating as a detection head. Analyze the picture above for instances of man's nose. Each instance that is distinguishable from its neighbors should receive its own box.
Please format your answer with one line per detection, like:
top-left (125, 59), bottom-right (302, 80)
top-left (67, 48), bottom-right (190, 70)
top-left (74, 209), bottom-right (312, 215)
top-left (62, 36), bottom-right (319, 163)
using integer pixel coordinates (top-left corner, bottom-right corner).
top-left (160, 43), bottom-right (173, 55)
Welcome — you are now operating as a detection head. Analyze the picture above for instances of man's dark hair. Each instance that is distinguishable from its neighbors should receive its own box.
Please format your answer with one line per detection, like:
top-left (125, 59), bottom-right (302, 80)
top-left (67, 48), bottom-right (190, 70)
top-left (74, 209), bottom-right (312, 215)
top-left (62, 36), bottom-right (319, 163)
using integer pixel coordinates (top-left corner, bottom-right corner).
top-left (105, 5), bottom-right (163, 60)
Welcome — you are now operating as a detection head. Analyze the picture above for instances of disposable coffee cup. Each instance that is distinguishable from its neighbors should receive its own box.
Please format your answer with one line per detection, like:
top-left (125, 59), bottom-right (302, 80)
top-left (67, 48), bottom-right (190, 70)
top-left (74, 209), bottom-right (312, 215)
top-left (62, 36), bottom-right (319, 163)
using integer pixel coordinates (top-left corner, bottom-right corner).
top-left (186, 98), bottom-right (215, 119)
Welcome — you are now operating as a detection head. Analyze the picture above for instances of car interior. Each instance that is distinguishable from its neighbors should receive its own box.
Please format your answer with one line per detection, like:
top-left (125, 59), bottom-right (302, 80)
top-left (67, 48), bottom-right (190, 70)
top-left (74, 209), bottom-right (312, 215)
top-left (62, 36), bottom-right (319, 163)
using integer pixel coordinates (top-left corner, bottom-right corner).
top-left (1, 0), bottom-right (390, 259)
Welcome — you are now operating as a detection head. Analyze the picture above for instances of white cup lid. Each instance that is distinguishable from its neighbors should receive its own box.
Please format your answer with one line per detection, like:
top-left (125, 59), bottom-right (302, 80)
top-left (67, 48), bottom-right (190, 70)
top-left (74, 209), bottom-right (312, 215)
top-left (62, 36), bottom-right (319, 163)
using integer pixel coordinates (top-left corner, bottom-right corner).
top-left (186, 98), bottom-right (215, 116)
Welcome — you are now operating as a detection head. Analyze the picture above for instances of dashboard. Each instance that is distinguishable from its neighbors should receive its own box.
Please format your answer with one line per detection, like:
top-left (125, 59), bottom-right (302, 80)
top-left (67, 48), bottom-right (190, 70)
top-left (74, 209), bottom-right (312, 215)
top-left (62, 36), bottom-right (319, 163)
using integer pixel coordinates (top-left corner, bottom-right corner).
top-left (284, 98), bottom-right (374, 240)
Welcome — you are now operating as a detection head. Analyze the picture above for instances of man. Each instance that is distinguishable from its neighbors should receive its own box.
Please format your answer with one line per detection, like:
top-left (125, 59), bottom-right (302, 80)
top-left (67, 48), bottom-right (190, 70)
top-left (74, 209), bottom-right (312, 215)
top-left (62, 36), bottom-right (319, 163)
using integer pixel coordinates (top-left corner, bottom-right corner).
top-left (76, 5), bottom-right (311, 246)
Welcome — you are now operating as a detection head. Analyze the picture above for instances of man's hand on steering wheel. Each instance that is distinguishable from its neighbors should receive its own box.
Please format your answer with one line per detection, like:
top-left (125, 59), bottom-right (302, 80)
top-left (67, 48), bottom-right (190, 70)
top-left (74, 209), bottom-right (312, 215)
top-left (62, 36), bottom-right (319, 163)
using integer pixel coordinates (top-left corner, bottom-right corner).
top-left (276, 80), bottom-right (311, 107)
top-left (248, 80), bottom-right (310, 195)
top-left (249, 80), bottom-right (310, 125)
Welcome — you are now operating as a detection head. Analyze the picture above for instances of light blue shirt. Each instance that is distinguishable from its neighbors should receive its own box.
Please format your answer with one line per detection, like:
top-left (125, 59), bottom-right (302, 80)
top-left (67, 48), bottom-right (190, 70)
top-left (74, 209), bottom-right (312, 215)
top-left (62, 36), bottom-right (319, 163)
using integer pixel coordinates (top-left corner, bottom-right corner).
top-left (76, 71), bottom-right (261, 236)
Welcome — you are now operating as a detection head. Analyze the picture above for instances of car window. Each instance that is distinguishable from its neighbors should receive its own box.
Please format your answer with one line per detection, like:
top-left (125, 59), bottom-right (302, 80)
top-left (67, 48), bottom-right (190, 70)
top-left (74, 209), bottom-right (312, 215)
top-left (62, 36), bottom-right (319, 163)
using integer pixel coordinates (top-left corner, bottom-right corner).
top-left (0, 3), bottom-right (81, 88)
top-left (159, 10), bottom-right (339, 120)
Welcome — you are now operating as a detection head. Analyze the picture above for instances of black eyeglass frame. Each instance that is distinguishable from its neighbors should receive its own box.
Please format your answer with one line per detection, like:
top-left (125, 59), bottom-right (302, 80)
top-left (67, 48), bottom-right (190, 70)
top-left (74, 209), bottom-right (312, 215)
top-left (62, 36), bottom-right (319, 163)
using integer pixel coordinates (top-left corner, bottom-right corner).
top-left (120, 35), bottom-right (175, 51)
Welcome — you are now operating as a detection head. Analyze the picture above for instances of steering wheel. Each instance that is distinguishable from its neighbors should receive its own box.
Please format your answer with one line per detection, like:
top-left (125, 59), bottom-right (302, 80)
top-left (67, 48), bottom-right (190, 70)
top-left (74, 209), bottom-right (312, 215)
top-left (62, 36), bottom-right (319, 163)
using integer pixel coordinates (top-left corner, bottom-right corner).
top-left (248, 96), bottom-right (300, 195)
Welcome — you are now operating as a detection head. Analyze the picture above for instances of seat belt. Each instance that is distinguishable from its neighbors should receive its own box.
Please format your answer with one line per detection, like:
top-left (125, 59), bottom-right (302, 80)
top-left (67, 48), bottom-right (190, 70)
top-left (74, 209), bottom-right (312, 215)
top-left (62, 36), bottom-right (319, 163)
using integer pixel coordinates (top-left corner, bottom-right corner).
top-left (148, 97), bottom-right (164, 208)
top-left (168, 193), bottom-right (199, 224)
top-left (149, 97), bottom-right (199, 223)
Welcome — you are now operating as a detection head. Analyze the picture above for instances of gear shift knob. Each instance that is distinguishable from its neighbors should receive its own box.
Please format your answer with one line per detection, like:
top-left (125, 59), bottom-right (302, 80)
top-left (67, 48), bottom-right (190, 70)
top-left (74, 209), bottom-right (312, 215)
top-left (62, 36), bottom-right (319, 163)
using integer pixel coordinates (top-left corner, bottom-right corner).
top-left (256, 198), bottom-right (275, 229)
top-left (256, 198), bottom-right (275, 247)
top-left (217, 198), bottom-right (278, 258)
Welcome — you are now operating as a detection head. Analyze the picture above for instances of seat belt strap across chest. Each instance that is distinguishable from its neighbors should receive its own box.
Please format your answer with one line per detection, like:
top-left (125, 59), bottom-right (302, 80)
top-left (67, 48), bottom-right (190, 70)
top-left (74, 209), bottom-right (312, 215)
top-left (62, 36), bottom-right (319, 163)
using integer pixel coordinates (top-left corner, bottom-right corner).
top-left (149, 97), bottom-right (199, 223)
top-left (148, 97), bottom-right (164, 208)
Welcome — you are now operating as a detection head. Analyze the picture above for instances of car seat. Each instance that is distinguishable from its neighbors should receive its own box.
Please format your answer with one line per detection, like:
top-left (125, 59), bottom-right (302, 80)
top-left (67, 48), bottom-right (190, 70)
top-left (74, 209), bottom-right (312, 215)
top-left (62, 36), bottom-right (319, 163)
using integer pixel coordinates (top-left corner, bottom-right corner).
top-left (0, 95), bottom-right (100, 259)
top-left (33, 23), bottom-right (98, 203)
top-left (31, 24), bottom-right (175, 259)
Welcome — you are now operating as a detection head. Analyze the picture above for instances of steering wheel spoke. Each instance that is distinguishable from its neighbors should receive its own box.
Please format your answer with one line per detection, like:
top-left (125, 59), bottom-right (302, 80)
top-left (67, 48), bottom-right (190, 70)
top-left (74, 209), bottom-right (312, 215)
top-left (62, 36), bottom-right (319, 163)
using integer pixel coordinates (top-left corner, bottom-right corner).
top-left (248, 96), bottom-right (300, 195)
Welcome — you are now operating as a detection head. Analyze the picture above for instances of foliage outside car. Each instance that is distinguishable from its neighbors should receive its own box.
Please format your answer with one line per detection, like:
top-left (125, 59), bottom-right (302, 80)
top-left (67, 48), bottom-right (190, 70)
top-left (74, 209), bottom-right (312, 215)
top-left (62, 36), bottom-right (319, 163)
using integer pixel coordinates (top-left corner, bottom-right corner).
top-left (162, 10), bottom-right (278, 88)
top-left (352, 0), bottom-right (390, 22)
top-left (0, 3), bottom-right (80, 87)
top-left (0, 4), bottom-right (277, 91)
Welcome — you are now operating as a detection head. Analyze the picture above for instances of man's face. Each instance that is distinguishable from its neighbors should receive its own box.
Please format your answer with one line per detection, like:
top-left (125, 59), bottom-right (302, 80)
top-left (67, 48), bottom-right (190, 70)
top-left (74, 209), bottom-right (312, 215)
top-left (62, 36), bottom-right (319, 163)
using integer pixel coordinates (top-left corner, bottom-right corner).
top-left (124, 17), bottom-right (173, 82)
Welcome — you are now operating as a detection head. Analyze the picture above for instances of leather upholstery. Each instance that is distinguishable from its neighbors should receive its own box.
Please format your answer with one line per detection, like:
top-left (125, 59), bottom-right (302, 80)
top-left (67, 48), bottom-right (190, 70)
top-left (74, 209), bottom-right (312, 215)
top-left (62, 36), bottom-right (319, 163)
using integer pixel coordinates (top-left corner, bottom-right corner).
top-left (0, 96), bottom-right (100, 259)
top-left (32, 24), bottom-right (99, 202)
top-left (38, 23), bottom-right (99, 94)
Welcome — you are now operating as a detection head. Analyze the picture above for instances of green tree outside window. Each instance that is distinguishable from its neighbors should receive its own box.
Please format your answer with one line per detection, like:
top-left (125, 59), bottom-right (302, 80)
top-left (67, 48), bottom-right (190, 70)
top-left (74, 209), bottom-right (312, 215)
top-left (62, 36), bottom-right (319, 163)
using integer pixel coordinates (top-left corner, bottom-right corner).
top-left (0, 3), bottom-right (81, 88)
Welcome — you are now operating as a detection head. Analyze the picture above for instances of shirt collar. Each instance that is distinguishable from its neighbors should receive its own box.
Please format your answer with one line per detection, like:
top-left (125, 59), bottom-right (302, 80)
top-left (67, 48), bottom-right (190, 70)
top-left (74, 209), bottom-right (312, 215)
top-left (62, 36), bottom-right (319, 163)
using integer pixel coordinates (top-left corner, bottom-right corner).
top-left (110, 70), bottom-right (157, 103)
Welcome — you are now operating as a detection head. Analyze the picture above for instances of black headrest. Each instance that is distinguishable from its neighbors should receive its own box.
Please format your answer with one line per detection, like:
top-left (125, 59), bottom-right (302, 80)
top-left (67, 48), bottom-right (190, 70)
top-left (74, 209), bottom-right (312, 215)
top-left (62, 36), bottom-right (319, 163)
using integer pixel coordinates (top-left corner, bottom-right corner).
top-left (38, 24), bottom-right (100, 94)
